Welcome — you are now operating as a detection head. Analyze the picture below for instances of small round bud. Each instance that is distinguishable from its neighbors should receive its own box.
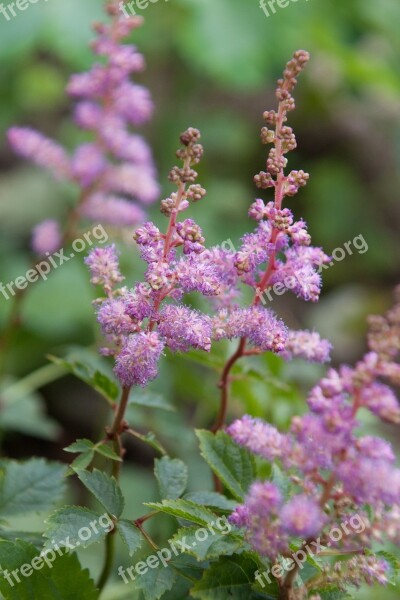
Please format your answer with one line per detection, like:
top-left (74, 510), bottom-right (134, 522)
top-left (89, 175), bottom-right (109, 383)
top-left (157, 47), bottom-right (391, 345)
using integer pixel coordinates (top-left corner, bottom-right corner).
top-left (180, 127), bottom-right (201, 146)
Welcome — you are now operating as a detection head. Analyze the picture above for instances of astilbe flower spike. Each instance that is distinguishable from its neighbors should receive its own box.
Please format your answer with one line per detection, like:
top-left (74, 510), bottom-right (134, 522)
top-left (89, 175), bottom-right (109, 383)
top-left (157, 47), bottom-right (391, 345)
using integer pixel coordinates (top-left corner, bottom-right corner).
top-left (227, 287), bottom-right (400, 594)
top-left (7, 0), bottom-right (159, 255)
top-left (86, 128), bottom-right (221, 388)
top-left (209, 50), bottom-right (332, 431)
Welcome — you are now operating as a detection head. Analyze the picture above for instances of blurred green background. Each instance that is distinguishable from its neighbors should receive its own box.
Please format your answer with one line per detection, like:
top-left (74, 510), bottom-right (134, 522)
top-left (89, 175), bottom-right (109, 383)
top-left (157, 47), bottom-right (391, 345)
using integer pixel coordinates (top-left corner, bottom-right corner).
top-left (0, 0), bottom-right (399, 597)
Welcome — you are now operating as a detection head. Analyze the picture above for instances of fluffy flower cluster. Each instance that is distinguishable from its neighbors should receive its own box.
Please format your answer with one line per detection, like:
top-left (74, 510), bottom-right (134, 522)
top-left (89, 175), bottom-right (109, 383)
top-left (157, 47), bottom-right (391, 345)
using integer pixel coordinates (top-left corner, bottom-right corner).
top-left (86, 128), bottom-right (221, 387)
top-left (227, 288), bottom-right (400, 587)
top-left (85, 50), bottom-right (336, 391)
top-left (8, 0), bottom-right (158, 255)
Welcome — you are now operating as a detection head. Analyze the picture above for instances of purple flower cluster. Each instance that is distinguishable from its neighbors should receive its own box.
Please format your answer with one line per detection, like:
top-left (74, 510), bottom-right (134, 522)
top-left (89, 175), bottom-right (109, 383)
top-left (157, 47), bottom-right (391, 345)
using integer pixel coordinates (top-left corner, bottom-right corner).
top-left (85, 50), bottom-right (336, 392)
top-left (8, 1), bottom-right (158, 255)
top-left (86, 128), bottom-right (219, 387)
top-left (227, 288), bottom-right (400, 581)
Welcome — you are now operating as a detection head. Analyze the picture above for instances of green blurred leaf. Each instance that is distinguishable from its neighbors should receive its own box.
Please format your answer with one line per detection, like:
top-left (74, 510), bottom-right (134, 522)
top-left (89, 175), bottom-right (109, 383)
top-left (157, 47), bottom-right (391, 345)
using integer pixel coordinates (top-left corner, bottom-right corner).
top-left (0, 459), bottom-right (66, 517)
top-left (154, 457), bottom-right (188, 500)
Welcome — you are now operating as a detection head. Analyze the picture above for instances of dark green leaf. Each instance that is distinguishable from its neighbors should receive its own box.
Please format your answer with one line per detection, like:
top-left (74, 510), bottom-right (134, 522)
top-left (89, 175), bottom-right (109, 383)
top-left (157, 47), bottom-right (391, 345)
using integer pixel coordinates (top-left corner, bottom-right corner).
top-left (0, 540), bottom-right (99, 599)
top-left (183, 491), bottom-right (237, 511)
top-left (129, 390), bottom-right (175, 412)
top-left (171, 526), bottom-right (243, 560)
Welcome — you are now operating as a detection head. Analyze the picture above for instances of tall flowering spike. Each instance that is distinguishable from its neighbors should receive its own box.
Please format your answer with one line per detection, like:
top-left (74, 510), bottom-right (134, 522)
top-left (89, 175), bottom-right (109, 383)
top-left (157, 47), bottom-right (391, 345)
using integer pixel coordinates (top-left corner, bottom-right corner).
top-left (87, 127), bottom-right (222, 389)
top-left (226, 287), bottom-right (400, 573)
top-left (8, 0), bottom-right (158, 254)
top-left (233, 50), bottom-right (328, 305)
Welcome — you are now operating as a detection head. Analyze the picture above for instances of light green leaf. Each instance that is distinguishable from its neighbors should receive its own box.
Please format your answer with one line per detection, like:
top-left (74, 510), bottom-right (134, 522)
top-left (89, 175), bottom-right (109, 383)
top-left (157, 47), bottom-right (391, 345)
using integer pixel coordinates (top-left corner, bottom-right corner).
top-left (196, 430), bottom-right (256, 501)
top-left (171, 526), bottom-right (243, 561)
top-left (64, 439), bottom-right (94, 453)
top-left (95, 444), bottom-right (122, 462)
top-left (183, 491), bottom-right (237, 511)
top-left (128, 431), bottom-right (167, 456)
top-left (77, 470), bottom-right (124, 518)
top-left (144, 500), bottom-right (218, 527)
top-left (117, 520), bottom-right (143, 557)
top-left (0, 540), bottom-right (99, 599)
top-left (44, 506), bottom-right (112, 550)
top-left (154, 457), bottom-right (188, 500)
top-left (0, 459), bottom-right (66, 516)
top-left (129, 390), bottom-right (175, 412)
top-left (68, 451), bottom-right (95, 474)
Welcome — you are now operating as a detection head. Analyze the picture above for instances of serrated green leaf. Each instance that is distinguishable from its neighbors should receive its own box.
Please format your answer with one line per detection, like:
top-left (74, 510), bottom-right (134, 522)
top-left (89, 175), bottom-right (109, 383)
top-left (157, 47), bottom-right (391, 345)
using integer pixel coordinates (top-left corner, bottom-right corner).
top-left (171, 526), bottom-right (243, 560)
top-left (95, 443), bottom-right (122, 462)
top-left (309, 588), bottom-right (353, 600)
top-left (0, 540), bottom-right (99, 599)
top-left (48, 356), bottom-right (118, 404)
top-left (191, 553), bottom-right (265, 600)
top-left (183, 492), bottom-right (237, 511)
top-left (44, 506), bottom-right (112, 550)
top-left (0, 530), bottom-right (45, 548)
top-left (135, 560), bottom-right (176, 600)
top-left (0, 459), bottom-right (66, 516)
top-left (64, 439), bottom-right (95, 453)
top-left (154, 457), bottom-right (188, 500)
top-left (77, 470), bottom-right (124, 517)
top-left (117, 520), bottom-right (143, 557)
top-left (129, 390), bottom-right (175, 412)
top-left (128, 431), bottom-right (167, 456)
top-left (68, 451), bottom-right (95, 474)
top-left (144, 500), bottom-right (218, 527)
top-left (196, 430), bottom-right (256, 501)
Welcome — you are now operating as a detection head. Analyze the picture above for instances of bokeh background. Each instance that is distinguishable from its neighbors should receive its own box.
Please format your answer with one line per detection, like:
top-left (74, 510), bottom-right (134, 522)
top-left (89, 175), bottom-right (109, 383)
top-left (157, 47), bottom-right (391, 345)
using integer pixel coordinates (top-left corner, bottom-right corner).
top-left (0, 0), bottom-right (399, 597)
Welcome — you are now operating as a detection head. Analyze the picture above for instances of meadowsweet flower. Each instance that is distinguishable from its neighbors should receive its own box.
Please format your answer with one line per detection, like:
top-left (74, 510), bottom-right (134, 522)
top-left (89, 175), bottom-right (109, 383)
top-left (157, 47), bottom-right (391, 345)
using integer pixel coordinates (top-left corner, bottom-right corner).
top-left (158, 305), bottom-right (212, 352)
top-left (85, 244), bottom-right (124, 293)
top-left (280, 495), bottom-right (326, 538)
top-left (281, 330), bottom-right (332, 363)
top-left (114, 332), bottom-right (164, 387)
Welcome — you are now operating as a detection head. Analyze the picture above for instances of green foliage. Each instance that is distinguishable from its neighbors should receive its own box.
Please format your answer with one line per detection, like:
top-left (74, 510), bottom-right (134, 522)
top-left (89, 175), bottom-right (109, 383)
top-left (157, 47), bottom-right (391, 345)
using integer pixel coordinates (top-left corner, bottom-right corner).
top-left (0, 459), bottom-right (66, 517)
top-left (117, 520), bottom-right (143, 557)
top-left (48, 355), bottom-right (119, 405)
top-left (196, 430), bottom-right (256, 501)
top-left (154, 457), bottom-right (188, 500)
top-left (191, 553), bottom-right (268, 600)
top-left (0, 540), bottom-right (98, 600)
top-left (44, 506), bottom-right (111, 550)
top-left (77, 469), bottom-right (124, 518)
top-left (144, 499), bottom-right (220, 527)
